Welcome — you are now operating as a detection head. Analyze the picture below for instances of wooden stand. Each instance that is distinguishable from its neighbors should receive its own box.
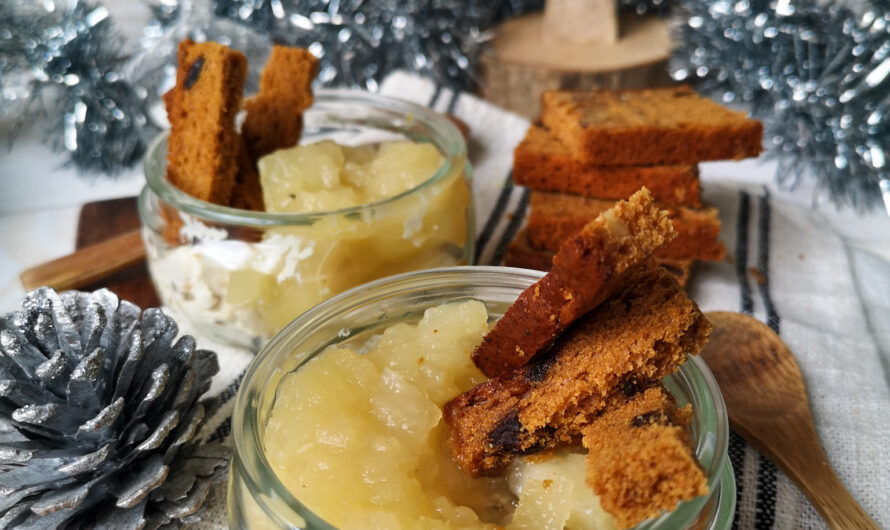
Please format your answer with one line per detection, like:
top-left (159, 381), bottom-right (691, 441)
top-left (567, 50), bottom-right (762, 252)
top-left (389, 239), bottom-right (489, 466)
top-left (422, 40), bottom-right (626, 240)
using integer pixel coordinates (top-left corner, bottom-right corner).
top-left (481, 2), bottom-right (674, 119)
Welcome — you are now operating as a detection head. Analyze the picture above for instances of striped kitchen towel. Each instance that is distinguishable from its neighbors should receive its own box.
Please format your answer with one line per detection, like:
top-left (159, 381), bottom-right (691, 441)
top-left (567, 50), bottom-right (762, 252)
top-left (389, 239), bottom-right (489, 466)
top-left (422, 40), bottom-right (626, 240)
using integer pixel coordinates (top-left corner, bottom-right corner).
top-left (192, 72), bottom-right (890, 529)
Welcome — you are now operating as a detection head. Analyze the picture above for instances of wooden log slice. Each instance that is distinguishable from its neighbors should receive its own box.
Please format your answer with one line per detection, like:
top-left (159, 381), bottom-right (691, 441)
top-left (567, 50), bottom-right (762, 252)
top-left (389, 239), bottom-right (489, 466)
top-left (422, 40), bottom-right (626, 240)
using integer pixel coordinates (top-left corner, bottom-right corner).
top-left (481, 12), bottom-right (674, 119)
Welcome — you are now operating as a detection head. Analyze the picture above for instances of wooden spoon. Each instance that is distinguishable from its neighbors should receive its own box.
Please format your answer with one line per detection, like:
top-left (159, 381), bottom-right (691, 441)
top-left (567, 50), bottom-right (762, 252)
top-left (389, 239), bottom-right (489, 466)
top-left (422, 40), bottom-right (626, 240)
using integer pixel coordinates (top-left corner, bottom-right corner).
top-left (700, 311), bottom-right (879, 530)
top-left (20, 229), bottom-right (146, 292)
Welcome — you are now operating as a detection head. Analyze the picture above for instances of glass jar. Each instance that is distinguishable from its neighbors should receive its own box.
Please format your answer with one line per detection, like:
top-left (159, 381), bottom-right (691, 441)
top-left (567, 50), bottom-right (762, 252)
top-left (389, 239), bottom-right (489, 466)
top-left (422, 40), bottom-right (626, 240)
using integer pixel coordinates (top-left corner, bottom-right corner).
top-left (228, 267), bottom-right (735, 529)
top-left (138, 90), bottom-right (473, 351)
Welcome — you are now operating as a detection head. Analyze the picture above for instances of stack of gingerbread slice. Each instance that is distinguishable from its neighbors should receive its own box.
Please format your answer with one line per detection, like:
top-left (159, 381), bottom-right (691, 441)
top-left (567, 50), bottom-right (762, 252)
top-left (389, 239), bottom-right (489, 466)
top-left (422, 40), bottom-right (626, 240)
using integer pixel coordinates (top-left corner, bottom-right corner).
top-left (505, 85), bottom-right (763, 286)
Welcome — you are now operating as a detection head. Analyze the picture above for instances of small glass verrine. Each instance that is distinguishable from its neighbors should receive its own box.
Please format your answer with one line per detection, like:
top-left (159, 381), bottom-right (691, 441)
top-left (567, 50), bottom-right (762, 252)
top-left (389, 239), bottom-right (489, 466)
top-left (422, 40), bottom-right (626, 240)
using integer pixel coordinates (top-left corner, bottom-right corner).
top-left (138, 90), bottom-right (473, 351)
top-left (228, 266), bottom-right (735, 529)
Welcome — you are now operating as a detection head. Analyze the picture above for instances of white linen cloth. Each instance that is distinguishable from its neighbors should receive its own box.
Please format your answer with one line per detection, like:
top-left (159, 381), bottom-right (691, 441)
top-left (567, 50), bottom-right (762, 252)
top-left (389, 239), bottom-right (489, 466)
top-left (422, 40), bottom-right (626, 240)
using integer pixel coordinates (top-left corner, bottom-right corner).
top-left (1, 71), bottom-right (888, 529)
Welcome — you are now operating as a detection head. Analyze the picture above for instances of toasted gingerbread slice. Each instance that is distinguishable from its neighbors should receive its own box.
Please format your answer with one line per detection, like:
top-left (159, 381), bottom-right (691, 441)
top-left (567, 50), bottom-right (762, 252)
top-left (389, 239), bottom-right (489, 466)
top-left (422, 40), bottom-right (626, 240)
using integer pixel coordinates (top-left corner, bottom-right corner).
top-left (242, 45), bottom-right (319, 162)
top-left (503, 229), bottom-right (694, 287)
top-left (444, 265), bottom-right (711, 476)
top-left (527, 191), bottom-right (725, 262)
top-left (472, 188), bottom-right (675, 378)
top-left (514, 125), bottom-right (702, 207)
top-left (540, 86), bottom-right (762, 165)
top-left (230, 136), bottom-right (265, 211)
top-left (164, 39), bottom-right (247, 205)
top-left (582, 386), bottom-right (707, 528)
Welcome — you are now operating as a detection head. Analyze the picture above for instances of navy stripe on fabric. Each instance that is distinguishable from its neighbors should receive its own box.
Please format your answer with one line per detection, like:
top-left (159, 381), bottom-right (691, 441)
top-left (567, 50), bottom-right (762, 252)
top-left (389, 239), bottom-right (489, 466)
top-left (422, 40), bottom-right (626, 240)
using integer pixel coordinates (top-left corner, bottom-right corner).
top-left (207, 370), bottom-right (246, 443)
top-left (736, 192), bottom-right (754, 315)
top-left (217, 370), bottom-right (245, 403)
top-left (446, 89), bottom-right (462, 114)
top-left (475, 172), bottom-right (515, 263)
top-left (755, 455), bottom-right (778, 529)
top-left (757, 193), bottom-right (780, 333)
top-left (754, 191), bottom-right (779, 529)
top-left (208, 419), bottom-right (231, 443)
top-left (427, 84), bottom-right (442, 108)
top-left (728, 432), bottom-right (747, 530)
top-left (488, 187), bottom-right (530, 265)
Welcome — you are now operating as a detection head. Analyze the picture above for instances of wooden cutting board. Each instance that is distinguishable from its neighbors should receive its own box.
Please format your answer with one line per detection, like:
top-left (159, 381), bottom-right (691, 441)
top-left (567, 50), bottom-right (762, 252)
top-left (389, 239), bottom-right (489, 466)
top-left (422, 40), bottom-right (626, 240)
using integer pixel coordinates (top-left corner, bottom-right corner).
top-left (76, 197), bottom-right (160, 309)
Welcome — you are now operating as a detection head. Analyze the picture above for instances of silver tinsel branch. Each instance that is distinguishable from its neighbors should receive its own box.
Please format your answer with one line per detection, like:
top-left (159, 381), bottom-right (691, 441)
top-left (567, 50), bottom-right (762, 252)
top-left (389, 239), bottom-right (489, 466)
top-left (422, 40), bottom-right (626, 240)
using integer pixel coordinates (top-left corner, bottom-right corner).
top-left (211, 0), bottom-right (503, 91)
top-left (618, 0), bottom-right (672, 15)
top-left (0, 1), bottom-right (148, 174)
top-left (671, 0), bottom-right (890, 211)
top-left (0, 288), bottom-right (227, 528)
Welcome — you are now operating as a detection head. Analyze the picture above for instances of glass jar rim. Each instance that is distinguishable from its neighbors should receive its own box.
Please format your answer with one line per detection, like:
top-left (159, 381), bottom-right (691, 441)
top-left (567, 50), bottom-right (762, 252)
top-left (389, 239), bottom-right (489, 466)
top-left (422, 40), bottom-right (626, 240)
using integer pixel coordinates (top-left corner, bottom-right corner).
top-left (231, 266), bottom-right (730, 529)
top-left (143, 88), bottom-right (467, 227)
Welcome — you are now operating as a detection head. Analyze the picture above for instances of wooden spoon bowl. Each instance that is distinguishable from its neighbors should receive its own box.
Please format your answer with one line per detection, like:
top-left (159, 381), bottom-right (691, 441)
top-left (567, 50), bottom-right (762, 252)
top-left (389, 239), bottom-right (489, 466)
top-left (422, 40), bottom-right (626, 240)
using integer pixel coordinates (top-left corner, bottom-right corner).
top-left (700, 311), bottom-right (878, 530)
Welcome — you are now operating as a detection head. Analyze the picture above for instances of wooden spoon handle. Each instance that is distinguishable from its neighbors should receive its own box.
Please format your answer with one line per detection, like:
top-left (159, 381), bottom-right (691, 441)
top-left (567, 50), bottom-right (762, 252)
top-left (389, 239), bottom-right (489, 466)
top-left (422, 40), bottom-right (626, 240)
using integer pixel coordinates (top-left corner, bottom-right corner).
top-left (20, 230), bottom-right (146, 292)
top-left (739, 415), bottom-right (880, 530)
top-left (800, 462), bottom-right (881, 530)
top-left (785, 442), bottom-right (879, 530)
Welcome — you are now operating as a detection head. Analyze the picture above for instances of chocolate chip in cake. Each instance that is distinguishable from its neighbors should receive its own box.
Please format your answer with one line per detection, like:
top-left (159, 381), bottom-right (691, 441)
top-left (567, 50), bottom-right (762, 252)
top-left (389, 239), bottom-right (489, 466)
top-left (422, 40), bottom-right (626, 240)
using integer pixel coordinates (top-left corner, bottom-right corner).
top-left (185, 56), bottom-right (205, 90)
top-left (488, 412), bottom-right (524, 452)
top-left (631, 410), bottom-right (667, 428)
top-left (620, 378), bottom-right (643, 397)
top-left (524, 349), bottom-right (559, 382)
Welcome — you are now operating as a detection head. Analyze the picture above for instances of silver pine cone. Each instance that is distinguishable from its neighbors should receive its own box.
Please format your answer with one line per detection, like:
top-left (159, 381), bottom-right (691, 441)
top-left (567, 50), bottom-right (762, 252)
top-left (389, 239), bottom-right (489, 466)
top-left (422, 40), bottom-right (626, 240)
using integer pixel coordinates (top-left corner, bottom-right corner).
top-left (0, 288), bottom-right (227, 529)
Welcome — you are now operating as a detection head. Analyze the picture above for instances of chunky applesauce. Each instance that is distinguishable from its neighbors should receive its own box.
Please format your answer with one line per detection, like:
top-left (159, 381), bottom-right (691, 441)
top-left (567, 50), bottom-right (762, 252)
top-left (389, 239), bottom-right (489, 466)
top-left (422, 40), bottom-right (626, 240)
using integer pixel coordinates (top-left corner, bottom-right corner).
top-left (263, 300), bottom-right (617, 529)
top-left (149, 139), bottom-right (470, 348)
top-left (259, 140), bottom-right (445, 213)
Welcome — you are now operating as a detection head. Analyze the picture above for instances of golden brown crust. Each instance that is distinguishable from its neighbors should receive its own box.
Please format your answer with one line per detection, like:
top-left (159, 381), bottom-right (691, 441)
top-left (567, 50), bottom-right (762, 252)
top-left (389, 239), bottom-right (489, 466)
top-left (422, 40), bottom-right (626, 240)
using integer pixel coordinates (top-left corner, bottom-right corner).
top-left (504, 229), bottom-right (694, 287)
top-left (164, 40), bottom-right (248, 205)
top-left (514, 125), bottom-right (702, 207)
top-left (540, 86), bottom-right (763, 165)
top-left (242, 46), bottom-right (318, 162)
top-left (444, 266), bottom-right (711, 476)
top-left (527, 191), bottom-right (725, 262)
top-left (582, 387), bottom-right (708, 528)
top-left (231, 136), bottom-right (265, 211)
top-left (471, 188), bottom-right (675, 378)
